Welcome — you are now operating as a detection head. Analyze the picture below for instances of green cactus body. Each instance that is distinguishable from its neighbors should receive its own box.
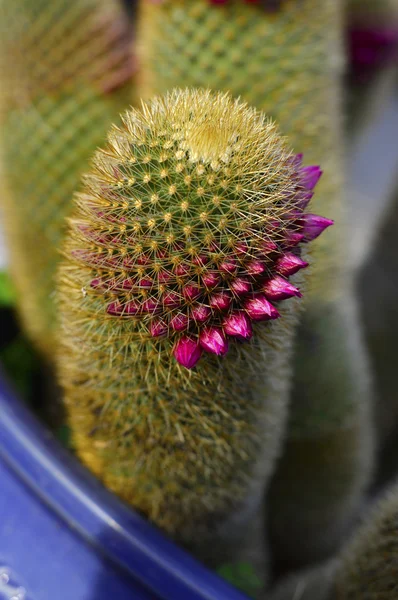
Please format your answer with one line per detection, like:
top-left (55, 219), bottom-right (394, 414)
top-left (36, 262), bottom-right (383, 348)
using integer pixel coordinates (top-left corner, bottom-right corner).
top-left (269, 480), bottom-right (398, 599)
top-left (0, 0), bottom-right (134, 356)
top-left (332, 481), bottom-right (398, 599)
top-left (349, 0), bottom-right (398, 24)
top-left (136, 0), bottom-right (374, 567)
top-left (56, 89), bottom-right (329, 564)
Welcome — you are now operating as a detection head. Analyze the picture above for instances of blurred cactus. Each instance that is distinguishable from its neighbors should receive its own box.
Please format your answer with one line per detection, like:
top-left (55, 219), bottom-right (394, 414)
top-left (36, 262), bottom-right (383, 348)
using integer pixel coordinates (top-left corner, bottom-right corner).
top-left (56, 89), bottom-right (328, 564)
top-left (358, 184), bottom-right (398, 489)
top-left (333, 480), bottom-right (398, 599)
top-left (136, 0), bottom-right (374, 567)
top-left (0, 0), bottom-right (135, 356)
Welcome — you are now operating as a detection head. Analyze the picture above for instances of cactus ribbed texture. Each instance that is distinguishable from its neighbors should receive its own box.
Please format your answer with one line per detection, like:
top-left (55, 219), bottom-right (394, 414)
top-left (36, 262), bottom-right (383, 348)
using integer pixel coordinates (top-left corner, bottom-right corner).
top-left (0, 0), bottom-right (134, 356)
top-left (136, 0), bottom-right (374, 567)
top-left (56, 89), bottom-right (327, 564)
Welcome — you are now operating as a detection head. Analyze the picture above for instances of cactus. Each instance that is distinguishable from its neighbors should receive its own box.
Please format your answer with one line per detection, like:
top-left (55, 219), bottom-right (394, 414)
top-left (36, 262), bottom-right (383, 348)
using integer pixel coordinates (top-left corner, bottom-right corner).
top-left (269, 479), bottom-right (398, 599)
top-left (333, 480), bottom-right (398, 599)
top-left (56, 88), bottom-right (329, 564)
top-left (0, 0), bottom-right (135, 356)
top-left (358, 186), bottom-right (398, 489)
top-left (136, 0), bottom-right (374, 567)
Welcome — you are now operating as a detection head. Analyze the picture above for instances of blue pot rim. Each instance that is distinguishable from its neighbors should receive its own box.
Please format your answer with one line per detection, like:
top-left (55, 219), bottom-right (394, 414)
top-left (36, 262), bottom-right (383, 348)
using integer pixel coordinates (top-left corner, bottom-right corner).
top-left (0, 368), bottom-right (249, 600)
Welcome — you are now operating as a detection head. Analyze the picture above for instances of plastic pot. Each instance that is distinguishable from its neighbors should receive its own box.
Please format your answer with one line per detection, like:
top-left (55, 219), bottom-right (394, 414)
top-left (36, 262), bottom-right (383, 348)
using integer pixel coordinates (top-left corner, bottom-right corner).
top-left (0, 368), bottom-right (249, 600)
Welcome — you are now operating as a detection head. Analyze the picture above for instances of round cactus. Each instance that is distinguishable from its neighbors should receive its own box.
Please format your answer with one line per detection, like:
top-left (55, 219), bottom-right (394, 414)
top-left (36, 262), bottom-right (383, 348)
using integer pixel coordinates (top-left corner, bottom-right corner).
top-left (64, 89), bottom-right (329, 369)
top-left (56, 88), bottom-right (329, 556)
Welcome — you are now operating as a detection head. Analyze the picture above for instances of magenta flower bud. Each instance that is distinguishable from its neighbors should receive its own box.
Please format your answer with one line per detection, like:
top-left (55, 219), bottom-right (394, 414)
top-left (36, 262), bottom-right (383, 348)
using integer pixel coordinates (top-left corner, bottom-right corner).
top-left (183, 284), bottom-right (201, 300)
top-left (263, 276), bottom-right (302, 301)
top-left (124, 300), bottom-right (141, 315)
top-left (300, 166), bottom-right (322, 191)
top-left (284, 231), bottom-right (305, 248)
top-left (288, 153), bottom-right (303, 168)
top-left (173, 336), bottom-right (203, 369)
top-left (191, 304), bottom-right (211, 323)
top-left (302, 214), bottom-right (334, 242)
top-left (199, 327), bottom-right (229, 356)
top-left (223, 311), bottom-right (253, 340)
top-left (106, 301), bottom-right (123, 316)
top-left (150, 318), bottom-right (168, 337)
top-left (209, 291), bottom-right (232, 311)
top-left (141, 298), bottom-right (160, 314)
top-left (230, 277), bottom-right (251, 296)
top-left (90, 277), bottom-right (102, 289)
top-left (244, 295), bottom-right (280, 321)
top-left (162, 291), bottom-right (181, 308)
top-left (138, 278), bottom-right (152, 289)
top-left (235, 242), bottom-right (248, 255)
top-left (247, 260), bottom-right (266, 276)
top-left (260, 240), bottom-right (278, 254)
top-left (137, 255), bottom-right (150, 266)
top-left (192, 254), bottom-right (209, 266)
top-left (202, 272), bottom-right (220, 288)
top-left (170, 312), bottom-right (189, 332)
top-left (276, 253), bottom-right (309, 276)
top-left (219, 259), bottom-right (237, 274)
top-left (158, 270), bottom-right (171, 284)
top-left (174, 263), bottom-right (190, 276)
top-left (120, 278), bottom-right (135, 290)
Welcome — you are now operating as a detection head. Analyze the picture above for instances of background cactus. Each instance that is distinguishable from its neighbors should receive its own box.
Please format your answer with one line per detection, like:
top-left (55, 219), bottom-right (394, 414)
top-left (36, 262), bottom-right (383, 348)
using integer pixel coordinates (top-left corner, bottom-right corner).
top-left (0, 0), bottom-right (135, 356)
top-left (136, 0), bottom-right (374, 568)
top-left (269, 477), bottom-right (398, 599)
top-left (56, 89), bottom-right (328, 569)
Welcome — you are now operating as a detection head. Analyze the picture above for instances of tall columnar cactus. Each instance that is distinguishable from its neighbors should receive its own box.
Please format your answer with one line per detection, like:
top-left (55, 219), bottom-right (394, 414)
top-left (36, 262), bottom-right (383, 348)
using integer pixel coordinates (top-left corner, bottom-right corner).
top-left (56, 89), bottom-right (330, 563)
top-left (136, 0), bottom-right (374, 566)
top-left (269, 479), bottom-right (398, 599)
top-left (0, 0), bottom-right (134, 356)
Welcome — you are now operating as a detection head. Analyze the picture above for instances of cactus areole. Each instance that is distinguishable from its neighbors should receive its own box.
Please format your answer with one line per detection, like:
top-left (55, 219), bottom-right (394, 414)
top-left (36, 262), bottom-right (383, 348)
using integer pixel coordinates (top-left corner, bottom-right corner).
top-left (68, 89), bottom-right (331, 369)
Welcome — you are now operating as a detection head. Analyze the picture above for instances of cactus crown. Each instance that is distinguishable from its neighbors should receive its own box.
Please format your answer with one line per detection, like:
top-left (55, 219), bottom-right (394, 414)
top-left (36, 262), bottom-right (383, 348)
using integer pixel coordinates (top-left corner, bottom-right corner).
top-left (67, 88), bottom-right (330, 368)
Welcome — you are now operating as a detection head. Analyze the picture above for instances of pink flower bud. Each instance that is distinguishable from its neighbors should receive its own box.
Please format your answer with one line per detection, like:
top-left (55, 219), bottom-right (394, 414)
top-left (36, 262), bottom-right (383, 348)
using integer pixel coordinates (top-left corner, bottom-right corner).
top-left (244, 295), bottom-right (280, 321)
top-left (284, 232), bottom-right (305, 248)
top-left (162, 291), bottom-right (181, 308)
top-left (124, 300), bottom-right (141, 315)
top-left (276, 253), bottom-right (309, 276)
top-left (209, 291), bottom-right (232, 311)
top-left (300, 166), bottom-right (322, 191)
top-left (106, 301), bottom-right (123, 316)
top-left (235, 242), bottom-right (248, 255)
top-left (183, 284), bottom-right (201, 300)
top-left (192, 254), bottom-right (209, 266)
top-left (158, 270), bottom-right (171, 284)
top-left (141, 298), bottom-right (160, 314)
top-left (199, 327), bottom-right (229, 356)
top-left (202, 272), bottom-right (220, 288)
top-left (174, 263), bottom-right (189, 276)
top-left (90, 278), bottom-right (102, 289)
top-left (223, 312), bottom-right (253, 340)
top-left (191, 304), bottom-right (211, 323)
top-left (173, 337), bottom-right (203, 369)
top-left (150, 319), bottom-right (168, 337)
top-left (219, 259), bottom-right (237, 274)
top-left (260, 240), bottom-right (278, 254)
top-left (138, 278), bottom-right (152, 289)
top-left (302, 214), bottom-right (334, 242)
top-left (170, 312), bottom-right (189, 332)
top-left (247, 260), bottom-right (265, 276)
top-left (263, 276), bottom-right (302, 301)
top-left (230, 277), bottom-right (251, 296)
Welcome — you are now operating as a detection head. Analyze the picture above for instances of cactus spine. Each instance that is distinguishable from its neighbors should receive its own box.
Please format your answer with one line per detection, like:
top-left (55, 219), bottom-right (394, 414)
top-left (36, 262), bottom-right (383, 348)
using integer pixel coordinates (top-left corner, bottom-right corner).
top-left (0, 0), bottom-right (134, 356)
top-left (56, 89), bottom-right (328, 563)
top-left (136, 0), bottom-right (374, 567)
